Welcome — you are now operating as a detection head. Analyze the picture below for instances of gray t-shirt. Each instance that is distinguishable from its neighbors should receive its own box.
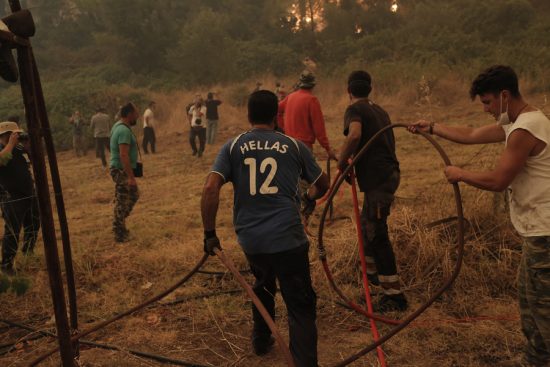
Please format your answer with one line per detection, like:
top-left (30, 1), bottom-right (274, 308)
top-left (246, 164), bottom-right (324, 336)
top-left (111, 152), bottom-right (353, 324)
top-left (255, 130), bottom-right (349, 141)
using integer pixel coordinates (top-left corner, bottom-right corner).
top-left (211, 128), bottom-right (322, 255)
top-left (90, 112), bottom-right (111, 138)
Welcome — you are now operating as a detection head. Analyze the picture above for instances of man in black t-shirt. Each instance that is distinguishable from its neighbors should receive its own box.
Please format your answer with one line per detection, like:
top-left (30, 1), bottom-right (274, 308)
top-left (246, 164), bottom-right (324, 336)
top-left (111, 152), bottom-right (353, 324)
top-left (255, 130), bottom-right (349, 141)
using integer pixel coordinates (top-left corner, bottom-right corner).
top-left (337, 70), bottom-right (407, 313)
top-left (205, 92), bottom-right (222, 145)
top-left (0, 121), bottom-right (40, 275)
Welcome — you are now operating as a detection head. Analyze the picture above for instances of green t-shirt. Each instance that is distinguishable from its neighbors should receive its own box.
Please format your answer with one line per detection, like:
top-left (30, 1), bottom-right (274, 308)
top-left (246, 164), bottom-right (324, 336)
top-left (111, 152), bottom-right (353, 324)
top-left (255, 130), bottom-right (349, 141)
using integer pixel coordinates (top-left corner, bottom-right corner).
top-left (110, 121), bottom-right (138, 169)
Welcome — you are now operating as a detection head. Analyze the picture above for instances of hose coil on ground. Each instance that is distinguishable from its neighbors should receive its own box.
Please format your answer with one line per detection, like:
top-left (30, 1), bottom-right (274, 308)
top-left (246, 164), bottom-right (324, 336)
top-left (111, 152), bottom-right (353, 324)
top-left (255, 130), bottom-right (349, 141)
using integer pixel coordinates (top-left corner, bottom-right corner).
top-left (317, 124), bottom-right (466, 366)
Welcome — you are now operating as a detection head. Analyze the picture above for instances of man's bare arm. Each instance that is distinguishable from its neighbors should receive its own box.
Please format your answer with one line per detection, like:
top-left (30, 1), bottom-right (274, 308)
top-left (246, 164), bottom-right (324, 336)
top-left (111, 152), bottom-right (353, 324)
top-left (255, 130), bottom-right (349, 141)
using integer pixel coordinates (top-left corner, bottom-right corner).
top-left (337, 121), bottom-right (362, 172)
top-left (409, 120), bottom-right (505, 145)
top-left (201, 173), bottom-right (225, 231)
top-left (119, 144), bottom-right (136, 186)
top-left (307, 172), bottom-right (329, 200)
top-left (445, 129), bottom-right (540, 191)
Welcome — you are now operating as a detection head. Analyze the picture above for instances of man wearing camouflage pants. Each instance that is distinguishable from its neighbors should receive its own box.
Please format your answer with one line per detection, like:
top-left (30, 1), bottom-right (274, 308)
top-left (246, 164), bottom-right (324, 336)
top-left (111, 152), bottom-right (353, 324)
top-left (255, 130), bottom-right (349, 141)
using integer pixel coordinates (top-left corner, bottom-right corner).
top-left (410, 65), bottom-right (550, 366)
top-left (109, 103), bottom-right (140, 243)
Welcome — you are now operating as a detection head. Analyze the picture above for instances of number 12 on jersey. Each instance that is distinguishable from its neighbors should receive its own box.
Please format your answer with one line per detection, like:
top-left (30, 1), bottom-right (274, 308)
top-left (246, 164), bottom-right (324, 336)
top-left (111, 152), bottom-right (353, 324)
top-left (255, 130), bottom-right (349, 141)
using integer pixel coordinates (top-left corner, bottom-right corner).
top-left (244, 157), bottom-right (279, 195)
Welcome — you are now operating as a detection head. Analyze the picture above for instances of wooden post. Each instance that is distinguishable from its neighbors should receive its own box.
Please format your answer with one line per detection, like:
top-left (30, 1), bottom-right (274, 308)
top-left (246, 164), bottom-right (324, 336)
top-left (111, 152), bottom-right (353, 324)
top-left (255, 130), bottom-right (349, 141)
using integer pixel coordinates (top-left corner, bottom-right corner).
top-left (8, 0), bottom-right (76, 365)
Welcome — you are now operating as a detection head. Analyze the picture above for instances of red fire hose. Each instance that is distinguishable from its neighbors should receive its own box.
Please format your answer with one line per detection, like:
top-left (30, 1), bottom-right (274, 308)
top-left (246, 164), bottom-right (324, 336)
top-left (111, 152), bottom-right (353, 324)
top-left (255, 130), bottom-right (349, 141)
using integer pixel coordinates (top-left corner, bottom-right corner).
top-left (349, 168), bottom-right (387, 366)
top-left (317, 124), bottom-right (465, 365)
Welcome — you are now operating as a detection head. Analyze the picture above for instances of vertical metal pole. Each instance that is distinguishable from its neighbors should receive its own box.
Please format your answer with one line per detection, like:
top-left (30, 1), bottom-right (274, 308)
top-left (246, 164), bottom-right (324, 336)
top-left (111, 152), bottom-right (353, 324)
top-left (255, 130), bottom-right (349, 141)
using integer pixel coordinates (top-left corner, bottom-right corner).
top-left (15, 48), bottom-right (76, 367)
top-left (30, 52), bottom-right (79, 356)
top-left (8, 1), bottom-right (76, 365)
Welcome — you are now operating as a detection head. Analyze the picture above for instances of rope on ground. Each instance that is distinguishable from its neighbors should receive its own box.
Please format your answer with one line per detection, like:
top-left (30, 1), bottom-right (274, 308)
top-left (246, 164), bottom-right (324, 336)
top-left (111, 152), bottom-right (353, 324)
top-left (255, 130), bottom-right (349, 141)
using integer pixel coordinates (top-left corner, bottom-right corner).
top-left (0, 319), bottom-right (208, 367)
top-left (196, 269), bottom-right (250, 276)
top-left (317, 123), bottom-right (466, 366)
top-left (149, 289), bottom-right (244, 309)
top-left (331, 300), bottom-right (519, 326)
top-left (425, 216), bottom-right (471, 230)
top-left (28, 253), bottom-right (209, 366)
top-left (0, 333), bottom-right (47, 356)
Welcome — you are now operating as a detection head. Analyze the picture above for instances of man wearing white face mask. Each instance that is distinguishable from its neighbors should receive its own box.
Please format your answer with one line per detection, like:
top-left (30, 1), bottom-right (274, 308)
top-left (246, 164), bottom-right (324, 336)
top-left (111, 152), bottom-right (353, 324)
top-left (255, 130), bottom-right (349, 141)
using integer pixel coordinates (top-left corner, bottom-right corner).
top-left (409, 65), bottom-right (550, 367)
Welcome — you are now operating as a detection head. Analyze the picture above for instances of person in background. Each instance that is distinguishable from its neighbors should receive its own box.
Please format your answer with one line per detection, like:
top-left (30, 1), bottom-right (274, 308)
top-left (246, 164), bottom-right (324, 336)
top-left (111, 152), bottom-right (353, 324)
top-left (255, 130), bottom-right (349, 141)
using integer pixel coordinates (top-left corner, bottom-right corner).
top-left (0, 121), bottom-right (40, 275)
top-left (278, 71), bottom-right (337, 161)
top-left (201, 91), bottom-right (329, 366)
top-left (185, 94), bottom-right (201, 127)
top-left (109, 103), bottom-right (140, 243)
top-left (254, 82), bottom-right (262, 92)
top-left (275, 82), bottom-right (287, 101)
top-left (69, 110), bottom-right (87, 157)
top-left (205, 92), bottom-right (222, 145)
top-left (142, 101), bottom-right (157, 154)
top-left (188, 97), bottom-right (207, 157)
top-left (278, 70), bottom-right (337, 220)
top-left (409, 65), bottom-right (550, 367)
top-left (115, 105), bottom-right (123, 121)
top-left (337, 70), bottom-right (407, 313)
top-left (90, 107), bottom-right (111, 167)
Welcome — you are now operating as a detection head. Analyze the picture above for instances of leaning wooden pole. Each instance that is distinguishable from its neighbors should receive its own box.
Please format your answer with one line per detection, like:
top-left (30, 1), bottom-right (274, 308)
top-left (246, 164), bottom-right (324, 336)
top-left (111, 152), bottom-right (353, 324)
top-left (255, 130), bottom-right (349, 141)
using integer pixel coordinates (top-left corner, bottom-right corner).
top-left (8, 0), bottom-right (76, 365)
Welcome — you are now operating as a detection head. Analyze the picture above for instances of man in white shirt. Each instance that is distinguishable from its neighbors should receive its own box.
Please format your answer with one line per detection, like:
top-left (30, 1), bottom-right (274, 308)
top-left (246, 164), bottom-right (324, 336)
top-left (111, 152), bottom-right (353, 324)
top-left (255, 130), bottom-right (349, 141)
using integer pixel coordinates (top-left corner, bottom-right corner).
top-left (90, 107), bottom-right (111, 167)
top-left (142, 101), bottom-right (156, 154)
top-left (188, 97), bottom-right (207, 157)
top-left (409, 65), bottom-right (550, 367)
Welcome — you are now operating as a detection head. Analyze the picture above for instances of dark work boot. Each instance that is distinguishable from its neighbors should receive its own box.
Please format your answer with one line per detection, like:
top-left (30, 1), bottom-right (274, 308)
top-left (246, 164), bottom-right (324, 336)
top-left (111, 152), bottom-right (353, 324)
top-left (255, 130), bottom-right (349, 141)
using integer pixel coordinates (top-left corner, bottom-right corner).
top-left (367, 273), bottom-right (380, 286)
top-left (252, 335), bottom-right (275, 356)
top-left (114, 228), bottom-right (130, 243)
top-left (373, 293), bottom-right (408, 313)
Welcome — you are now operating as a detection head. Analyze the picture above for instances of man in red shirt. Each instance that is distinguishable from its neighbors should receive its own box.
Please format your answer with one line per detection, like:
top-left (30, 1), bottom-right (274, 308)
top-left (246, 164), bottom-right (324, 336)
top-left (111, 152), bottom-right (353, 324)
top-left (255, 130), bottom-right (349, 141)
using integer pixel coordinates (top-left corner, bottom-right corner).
top-left (278, 71), bottom-right (337, 161)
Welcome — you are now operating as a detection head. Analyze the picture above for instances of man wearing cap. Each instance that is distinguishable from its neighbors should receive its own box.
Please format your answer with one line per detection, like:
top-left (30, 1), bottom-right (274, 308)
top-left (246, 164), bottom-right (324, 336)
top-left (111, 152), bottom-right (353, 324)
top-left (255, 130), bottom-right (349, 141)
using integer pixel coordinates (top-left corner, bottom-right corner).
top-left (337, 70), bottom-right (407, 313)
top-left (278, 71), bottom-right (336, 161)
top-left (0, 121), bottom-right (40, 275)
top-left (90, 107), bottom-right (111, 167)
top-left (278, 70), bottom-right (337, 220)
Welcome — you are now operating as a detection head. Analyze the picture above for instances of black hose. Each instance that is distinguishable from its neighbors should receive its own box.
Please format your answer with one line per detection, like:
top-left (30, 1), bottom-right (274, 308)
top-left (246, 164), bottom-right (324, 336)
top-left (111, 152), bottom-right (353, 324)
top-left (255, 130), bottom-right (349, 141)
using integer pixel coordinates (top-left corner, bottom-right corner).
top-left (317, 124), bottom-right (465, 366)
top-left (29, 254), bottom-right (209, 365)
top-left (0, 319), bottom-right (208, 366)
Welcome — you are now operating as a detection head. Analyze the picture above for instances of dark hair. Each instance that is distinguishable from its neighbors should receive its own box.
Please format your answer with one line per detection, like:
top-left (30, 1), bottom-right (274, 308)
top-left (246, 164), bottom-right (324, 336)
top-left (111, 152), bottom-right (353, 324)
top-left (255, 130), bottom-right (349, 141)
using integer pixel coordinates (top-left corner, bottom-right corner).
top-left (120, 103), bottom-right (136, 118)
top-left (7, 115), bottom-right (19, 123)
top-left (469, 65), bottom-right (520, 100)
top-left (207, 92), bottom-right (213, 99)
top-left (347, 70), bottom-right (372, 98)
top-left (149, 101), bottom-right (156, 107)
top-left (248, 91), bottom-right (278, 125)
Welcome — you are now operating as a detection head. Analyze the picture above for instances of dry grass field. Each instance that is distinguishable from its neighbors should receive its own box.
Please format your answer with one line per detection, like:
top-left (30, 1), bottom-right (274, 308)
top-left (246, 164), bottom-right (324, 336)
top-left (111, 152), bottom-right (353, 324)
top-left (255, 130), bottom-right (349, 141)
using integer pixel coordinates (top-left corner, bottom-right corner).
top-left (1, 79), bottom-right (549, 366)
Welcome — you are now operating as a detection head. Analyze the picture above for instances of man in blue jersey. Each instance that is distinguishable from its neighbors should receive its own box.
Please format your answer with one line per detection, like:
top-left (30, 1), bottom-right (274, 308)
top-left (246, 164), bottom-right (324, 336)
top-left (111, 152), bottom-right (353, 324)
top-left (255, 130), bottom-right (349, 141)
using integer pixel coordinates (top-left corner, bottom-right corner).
top-left (201, 90), bottom-right (329, 367)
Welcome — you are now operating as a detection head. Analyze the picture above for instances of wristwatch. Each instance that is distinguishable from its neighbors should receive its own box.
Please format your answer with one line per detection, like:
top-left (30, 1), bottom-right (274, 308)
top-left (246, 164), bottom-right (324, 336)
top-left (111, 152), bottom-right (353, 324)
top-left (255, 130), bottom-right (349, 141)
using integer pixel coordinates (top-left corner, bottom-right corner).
top-left (429, 121), bottom-right (435, 135)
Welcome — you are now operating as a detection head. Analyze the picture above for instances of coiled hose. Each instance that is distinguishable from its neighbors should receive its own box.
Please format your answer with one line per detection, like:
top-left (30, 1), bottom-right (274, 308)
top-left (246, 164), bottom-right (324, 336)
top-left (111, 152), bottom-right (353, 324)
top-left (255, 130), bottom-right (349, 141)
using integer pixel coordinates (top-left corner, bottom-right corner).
top-left (317, 124), bottom-right (465, 366)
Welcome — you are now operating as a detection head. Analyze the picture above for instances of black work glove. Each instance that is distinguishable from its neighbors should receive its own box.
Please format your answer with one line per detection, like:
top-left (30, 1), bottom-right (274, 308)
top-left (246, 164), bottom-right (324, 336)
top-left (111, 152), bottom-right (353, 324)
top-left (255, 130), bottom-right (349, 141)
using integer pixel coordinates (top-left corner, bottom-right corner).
top-left (203, 230), bottom-right (221, 256)
top-left (301, 192), bottom-right (316, 219)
